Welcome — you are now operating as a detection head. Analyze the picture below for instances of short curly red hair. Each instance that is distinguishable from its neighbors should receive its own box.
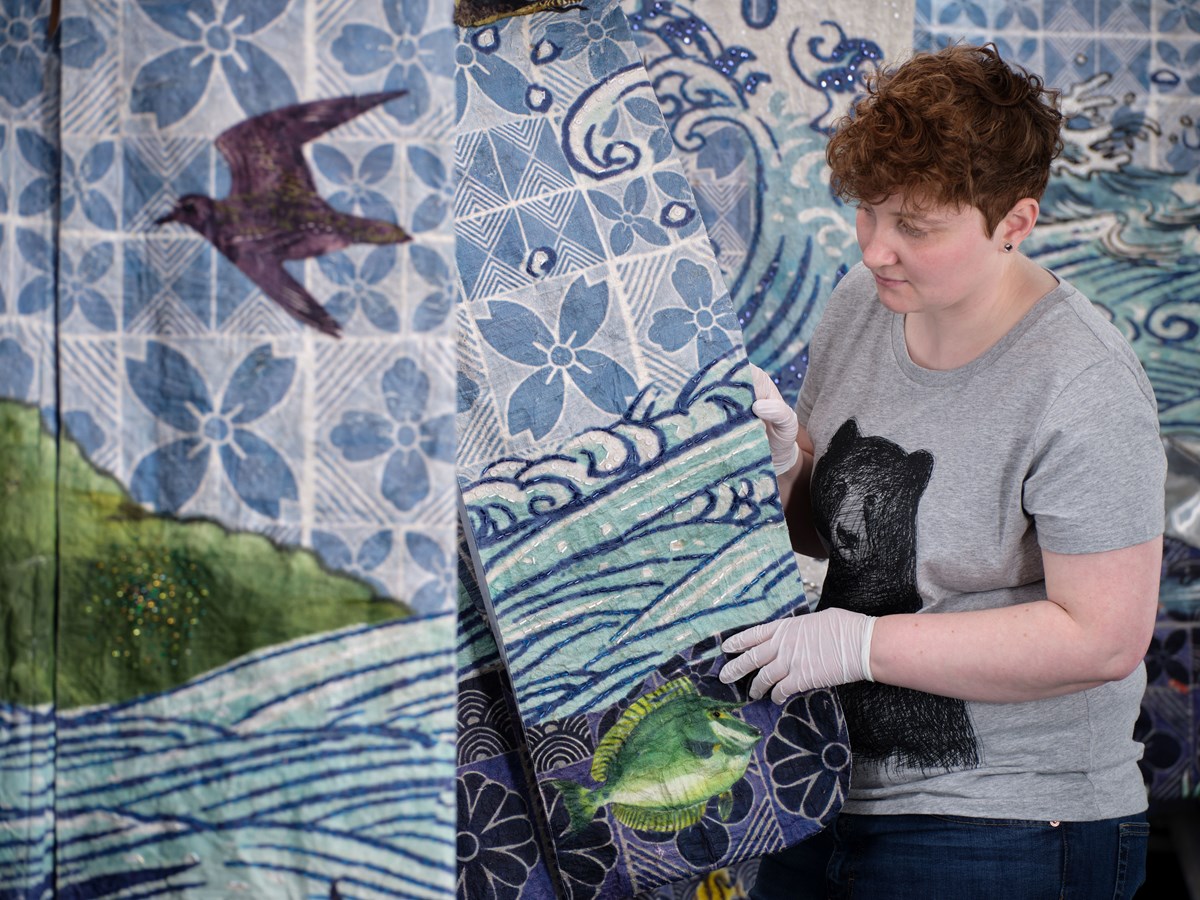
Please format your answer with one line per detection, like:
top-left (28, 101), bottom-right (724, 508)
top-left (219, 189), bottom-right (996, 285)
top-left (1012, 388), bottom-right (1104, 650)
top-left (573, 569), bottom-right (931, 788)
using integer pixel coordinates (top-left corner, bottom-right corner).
top-left (826, 43), bottom-right (1064, 236)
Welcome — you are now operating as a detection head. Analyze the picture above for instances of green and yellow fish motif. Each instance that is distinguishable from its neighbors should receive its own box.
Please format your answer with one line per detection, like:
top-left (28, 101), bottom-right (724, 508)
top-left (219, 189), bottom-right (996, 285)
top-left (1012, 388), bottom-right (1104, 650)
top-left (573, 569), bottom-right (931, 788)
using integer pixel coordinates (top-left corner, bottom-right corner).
top-left (549, 677), bottom-right (762, 833)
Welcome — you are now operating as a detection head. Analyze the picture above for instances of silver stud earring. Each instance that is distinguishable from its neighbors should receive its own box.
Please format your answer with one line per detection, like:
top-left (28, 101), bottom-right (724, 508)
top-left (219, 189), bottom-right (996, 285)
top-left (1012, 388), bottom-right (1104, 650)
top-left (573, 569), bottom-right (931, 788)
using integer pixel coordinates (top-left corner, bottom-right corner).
top-left (1004, 243), bottom-right (1013, 253)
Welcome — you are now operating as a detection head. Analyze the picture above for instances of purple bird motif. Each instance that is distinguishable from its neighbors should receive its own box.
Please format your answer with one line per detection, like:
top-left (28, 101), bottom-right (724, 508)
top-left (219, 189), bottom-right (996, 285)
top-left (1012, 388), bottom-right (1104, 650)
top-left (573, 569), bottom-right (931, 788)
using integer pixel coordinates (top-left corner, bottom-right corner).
top-left (155, 91), bottom-right (412, 338)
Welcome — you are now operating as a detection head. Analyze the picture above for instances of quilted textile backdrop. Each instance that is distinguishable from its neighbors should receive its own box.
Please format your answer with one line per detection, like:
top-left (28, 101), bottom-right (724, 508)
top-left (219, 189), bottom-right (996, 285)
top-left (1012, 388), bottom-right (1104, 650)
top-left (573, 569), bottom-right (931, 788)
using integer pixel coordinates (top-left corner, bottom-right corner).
top-left (2, 0), bottom-right (1198, 897)
top-left (1, 0), bottom-right (459, 895)
top-left (451, 2), bottom-right (859, 896)
top-left (450, 1), bottom-right (1200, 896)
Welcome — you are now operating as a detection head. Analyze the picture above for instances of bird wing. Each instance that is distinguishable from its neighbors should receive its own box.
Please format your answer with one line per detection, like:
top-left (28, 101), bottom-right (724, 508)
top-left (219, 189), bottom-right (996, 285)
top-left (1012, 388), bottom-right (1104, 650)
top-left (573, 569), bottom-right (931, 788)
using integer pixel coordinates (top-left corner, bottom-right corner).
top-left (230, 250), bottom-right (342, 338)
top-left (215, 91), bottom-right (408, 196)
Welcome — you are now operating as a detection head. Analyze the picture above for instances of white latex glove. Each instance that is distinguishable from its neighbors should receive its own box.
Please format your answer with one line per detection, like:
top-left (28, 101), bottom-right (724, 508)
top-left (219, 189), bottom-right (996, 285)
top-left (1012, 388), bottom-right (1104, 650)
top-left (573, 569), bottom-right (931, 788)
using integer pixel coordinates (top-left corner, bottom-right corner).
top-left (717, 608), bottom-right (877, 704)
top-left (748, 364), bottom-right (800, 476)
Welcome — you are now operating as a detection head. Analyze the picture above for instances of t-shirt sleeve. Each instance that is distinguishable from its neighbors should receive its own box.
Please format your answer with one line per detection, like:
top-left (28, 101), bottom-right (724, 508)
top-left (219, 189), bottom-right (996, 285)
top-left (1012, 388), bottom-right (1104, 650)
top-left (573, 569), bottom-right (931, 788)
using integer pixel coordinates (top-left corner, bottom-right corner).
top-left (1022, 357), bottom-right (1166, 554)
top-left (796, 330), bottom-right (822, 429)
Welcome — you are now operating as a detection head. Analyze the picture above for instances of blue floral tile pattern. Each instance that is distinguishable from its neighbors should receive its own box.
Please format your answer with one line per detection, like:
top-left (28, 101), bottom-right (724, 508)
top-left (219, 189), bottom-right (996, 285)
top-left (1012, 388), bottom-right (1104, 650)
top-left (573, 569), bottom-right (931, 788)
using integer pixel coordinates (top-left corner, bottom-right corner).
top-left (409, 143), bottom-right (455, 232)
top-left (456, 24), bottom-right (541, 118)
top-left (588, 175), bottom-right (670, 255)
top-left (476, 274), bottom-right (638, 440)
top-left (0, 0), bottom-right (51, 110)
top-left (539, 2), bottom-right (632, 80)
top-left (15, 128), bottom-right (59, 218)
top-left (410, 241), bottom-right (458, 332)
top-left (316, 246), bottom-right (401, 332)
top-left (329, 0), bottom-right (457, 126)
top-left (55, 240), bottom-right (119, 332)
top-left (330, 355), bottom-right (455, 514)
top-left (1, 0), bottom-right (105, 114)
top-left (312, 142), bottom-right (399, 224)
top-left (126, 341), bottom-right (299, 518)
top-left (128, 0), bottom-right (300, 129)
top-left (648, 257), bottom-right (741, 368)
top-left (312, 526), bottom-right (394, 594)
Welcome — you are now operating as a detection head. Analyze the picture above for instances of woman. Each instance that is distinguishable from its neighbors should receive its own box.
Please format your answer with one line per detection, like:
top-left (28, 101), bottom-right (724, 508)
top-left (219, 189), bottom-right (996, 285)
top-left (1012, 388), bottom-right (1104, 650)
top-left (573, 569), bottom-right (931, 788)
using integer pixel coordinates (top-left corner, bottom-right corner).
top-left (719, 44), bottom-right (1166, 898)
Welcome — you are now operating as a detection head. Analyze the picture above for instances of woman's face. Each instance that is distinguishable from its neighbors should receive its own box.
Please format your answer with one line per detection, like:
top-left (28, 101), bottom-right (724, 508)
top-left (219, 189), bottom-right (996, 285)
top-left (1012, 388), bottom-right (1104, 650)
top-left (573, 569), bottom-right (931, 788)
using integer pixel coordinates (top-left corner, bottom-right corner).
top-left (855, 194), bottom-right (1004, 317)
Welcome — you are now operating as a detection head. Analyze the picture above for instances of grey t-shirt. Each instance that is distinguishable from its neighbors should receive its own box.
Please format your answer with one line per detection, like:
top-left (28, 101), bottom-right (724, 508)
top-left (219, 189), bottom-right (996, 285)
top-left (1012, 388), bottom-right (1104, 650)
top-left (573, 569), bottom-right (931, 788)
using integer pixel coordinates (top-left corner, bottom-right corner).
top-left (797, 262), bottom-right (1166, 821)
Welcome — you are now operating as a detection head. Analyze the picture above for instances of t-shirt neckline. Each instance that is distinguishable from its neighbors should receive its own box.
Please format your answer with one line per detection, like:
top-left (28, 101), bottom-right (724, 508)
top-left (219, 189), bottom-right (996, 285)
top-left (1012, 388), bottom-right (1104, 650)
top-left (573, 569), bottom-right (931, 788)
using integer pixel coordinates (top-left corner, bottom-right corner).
top-left (891, 280), bottom-right (1070, 385)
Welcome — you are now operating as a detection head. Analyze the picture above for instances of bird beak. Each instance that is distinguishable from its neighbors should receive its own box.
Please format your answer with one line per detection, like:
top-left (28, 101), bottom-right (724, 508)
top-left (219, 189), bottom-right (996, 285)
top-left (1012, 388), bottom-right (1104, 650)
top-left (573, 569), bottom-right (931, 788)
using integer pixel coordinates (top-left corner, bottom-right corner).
top-left (154, 210), bottom-right (176, 226)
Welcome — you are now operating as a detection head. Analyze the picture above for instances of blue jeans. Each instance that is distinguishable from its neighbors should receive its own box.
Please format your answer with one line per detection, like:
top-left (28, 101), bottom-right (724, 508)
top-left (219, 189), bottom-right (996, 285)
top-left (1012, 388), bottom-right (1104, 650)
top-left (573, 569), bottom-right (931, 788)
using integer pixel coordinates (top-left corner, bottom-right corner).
top-left (751, 812), bottom-right (1149, 899)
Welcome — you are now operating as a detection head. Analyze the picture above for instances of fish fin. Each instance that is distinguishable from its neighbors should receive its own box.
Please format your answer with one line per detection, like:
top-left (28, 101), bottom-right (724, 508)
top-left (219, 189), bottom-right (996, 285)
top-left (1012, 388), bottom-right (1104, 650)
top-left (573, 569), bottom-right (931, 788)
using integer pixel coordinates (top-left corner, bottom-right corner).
top-left (718, 790), bottom-right (734, 820)
top-left (611, 800), bottom-right (707, 833)
top-left (685, 738), bottom-right (717, 759)
top-left (548, 778), bottom-right (599, 834)
top-left (592, 678), bottom-right (698, 782)
top-left (698, 869), bottom-right (743, 900)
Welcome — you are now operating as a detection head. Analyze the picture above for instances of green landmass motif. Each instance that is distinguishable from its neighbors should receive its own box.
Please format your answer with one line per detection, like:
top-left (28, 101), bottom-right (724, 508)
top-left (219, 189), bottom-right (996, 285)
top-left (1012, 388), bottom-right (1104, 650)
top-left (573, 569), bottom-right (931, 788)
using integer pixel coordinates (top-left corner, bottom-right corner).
top-left (0, 399), bottom-right (409, 709)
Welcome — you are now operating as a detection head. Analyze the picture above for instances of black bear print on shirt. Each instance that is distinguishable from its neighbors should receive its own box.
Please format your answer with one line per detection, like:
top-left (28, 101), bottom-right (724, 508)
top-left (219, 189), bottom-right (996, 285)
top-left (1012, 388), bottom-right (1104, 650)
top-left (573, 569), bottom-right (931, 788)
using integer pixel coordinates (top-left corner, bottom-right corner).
top-left (813, 418), bottom-right (979, 772)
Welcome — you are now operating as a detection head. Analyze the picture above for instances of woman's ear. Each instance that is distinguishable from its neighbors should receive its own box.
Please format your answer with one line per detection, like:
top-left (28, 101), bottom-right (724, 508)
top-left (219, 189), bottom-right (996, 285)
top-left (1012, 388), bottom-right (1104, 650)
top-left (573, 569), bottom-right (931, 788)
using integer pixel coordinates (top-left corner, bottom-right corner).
top-left (1000, 197), bottom-right (1040, 251)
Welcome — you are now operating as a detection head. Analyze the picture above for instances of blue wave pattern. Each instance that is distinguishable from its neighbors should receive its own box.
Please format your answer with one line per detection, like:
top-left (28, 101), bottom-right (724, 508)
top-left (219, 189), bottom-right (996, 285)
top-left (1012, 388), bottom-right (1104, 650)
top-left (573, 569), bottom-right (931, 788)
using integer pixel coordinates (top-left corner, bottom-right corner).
top-left (0, 618), bottom-right (456, 898)
top-left (463, 355), bottom-right (804, 726)
top-left (621, 2), bottom-right (910, 404)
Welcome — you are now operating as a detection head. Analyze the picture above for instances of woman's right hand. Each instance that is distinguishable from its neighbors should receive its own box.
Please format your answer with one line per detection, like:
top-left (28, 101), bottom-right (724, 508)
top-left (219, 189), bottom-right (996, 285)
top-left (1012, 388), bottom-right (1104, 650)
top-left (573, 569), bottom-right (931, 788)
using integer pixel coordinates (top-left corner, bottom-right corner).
top-left (749, 364), bottom-right (800, 476)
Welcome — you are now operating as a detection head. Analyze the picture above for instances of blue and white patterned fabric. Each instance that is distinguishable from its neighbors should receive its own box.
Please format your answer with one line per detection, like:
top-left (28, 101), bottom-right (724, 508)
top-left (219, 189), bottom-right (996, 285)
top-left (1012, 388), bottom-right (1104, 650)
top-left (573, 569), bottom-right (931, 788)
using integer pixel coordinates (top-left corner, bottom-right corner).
top-left (3, 0), bottom-right (1197, 896)
top-left (451, 1), bottom-right (1199, 897)
top-left (621, 0), bottom-right (915, 404)
top-left (1, 0), bottom-right (458, 895)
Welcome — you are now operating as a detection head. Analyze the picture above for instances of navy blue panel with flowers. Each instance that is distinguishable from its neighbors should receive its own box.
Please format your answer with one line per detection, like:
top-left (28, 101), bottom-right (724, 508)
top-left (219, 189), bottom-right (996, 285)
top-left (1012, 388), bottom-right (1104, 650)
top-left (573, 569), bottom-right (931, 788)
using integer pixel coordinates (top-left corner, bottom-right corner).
top-left (529, 644), bottom-right (848, 899)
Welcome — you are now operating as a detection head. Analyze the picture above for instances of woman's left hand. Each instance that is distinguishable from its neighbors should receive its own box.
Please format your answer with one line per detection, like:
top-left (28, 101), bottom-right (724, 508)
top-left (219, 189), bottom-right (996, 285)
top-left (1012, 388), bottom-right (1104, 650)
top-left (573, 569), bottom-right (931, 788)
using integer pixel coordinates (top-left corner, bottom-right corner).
top-left (718, 608), bottom-right (877, 703)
